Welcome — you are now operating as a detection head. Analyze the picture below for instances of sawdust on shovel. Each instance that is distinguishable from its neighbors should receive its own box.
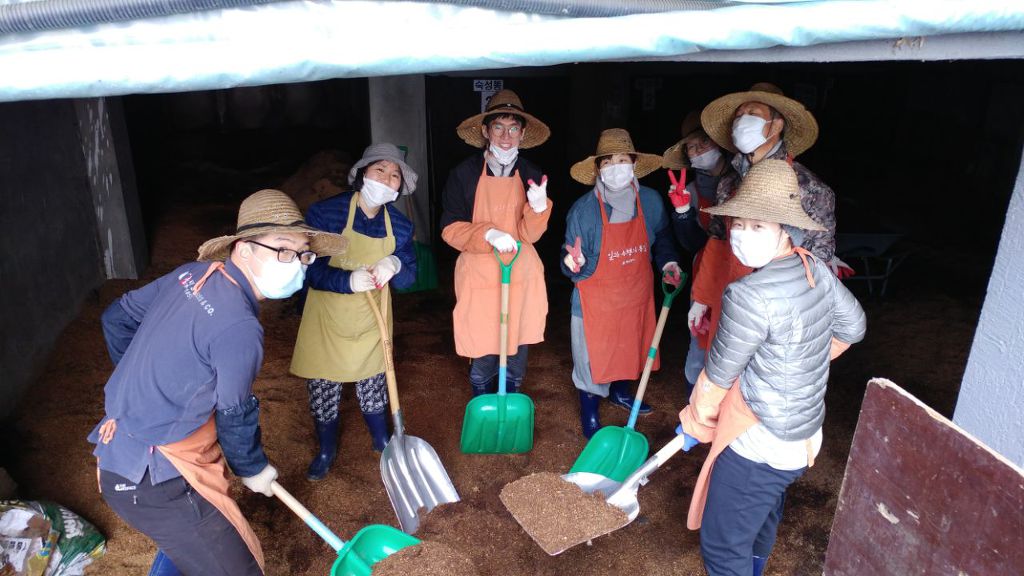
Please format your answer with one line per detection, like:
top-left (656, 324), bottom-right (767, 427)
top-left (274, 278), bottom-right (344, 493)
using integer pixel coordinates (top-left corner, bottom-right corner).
top-left (499, 471), bottom-right (628, 555)
top-left (371, 541), bottom-right (479, 576)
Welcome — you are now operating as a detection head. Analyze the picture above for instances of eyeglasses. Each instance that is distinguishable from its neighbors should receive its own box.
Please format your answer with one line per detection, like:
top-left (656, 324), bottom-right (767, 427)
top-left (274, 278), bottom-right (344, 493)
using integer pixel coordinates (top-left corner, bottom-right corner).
top-left (247, 240), bottom-right (317, 265)
top-left (685, 136), bottom-right (713, 156)
top-left (488, 123), bottom-right (522, 137)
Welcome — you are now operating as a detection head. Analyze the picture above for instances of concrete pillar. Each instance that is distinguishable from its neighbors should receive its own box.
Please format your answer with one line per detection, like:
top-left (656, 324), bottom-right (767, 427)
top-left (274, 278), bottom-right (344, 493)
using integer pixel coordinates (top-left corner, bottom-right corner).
top-left (954, 147), bottom-right (1024, 468)
top-left (367, 76), bottom-right (432, 244)
top-left (73, 97), bottom-right (147, 279)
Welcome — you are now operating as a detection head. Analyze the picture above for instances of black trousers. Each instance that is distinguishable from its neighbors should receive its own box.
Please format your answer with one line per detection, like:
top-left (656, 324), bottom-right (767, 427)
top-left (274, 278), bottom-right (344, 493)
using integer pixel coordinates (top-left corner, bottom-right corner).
top-left (100, 469), bottom-right (262, 576)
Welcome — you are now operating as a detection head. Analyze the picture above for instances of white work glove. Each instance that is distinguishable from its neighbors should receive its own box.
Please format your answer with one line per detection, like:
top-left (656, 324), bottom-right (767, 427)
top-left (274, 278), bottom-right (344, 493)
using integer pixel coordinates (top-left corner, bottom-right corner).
top-left (241, 463), bottom-right (278, 497)
top-left (828, 256), bottom-right (855, 280)
top-left (526, 175), bottom-right (549, 213)
top-left (563, 236), bottom-right (584, 273)
top-left (687, 301), bottom-right (710, 335)
top-left (484, 228), bottom-right (518, 253)
top-left (662, 261), bottom-right (683, 287)
top-left (369, 255), bottom-right (401, 287)
top-left (349, 268), bottom-right (376, 293)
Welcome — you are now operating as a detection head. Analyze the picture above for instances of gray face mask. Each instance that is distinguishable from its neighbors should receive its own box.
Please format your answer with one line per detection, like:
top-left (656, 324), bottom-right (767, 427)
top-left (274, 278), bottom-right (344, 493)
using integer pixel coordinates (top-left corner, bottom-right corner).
top-left (689, 147), bottom-right (722, 172)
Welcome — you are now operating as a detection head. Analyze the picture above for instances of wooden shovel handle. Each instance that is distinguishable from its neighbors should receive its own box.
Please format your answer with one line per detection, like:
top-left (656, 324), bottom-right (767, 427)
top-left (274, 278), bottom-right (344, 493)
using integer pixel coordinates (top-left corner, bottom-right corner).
top-left (366, 287), bottom-right (400, 416)
top-left (271, 481), bottom-right (345, 551)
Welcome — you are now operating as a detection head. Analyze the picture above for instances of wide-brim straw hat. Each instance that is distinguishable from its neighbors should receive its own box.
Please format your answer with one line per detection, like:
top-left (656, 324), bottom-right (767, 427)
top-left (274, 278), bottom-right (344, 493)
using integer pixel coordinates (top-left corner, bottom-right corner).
top-left (456, 89), bottom-right (550, 149)
top-left (700, 82), bottom-right (819, 157)
top-left (197, 189), bottom-right (348, 261)
top-left (571, 128), bottom-right (663, 185)
top-left (348, 143), bottom-right (418, 195)
top-left (662, 110), bottom-right (705, 170)
top-left (703, 159), bottom-right (825, 231)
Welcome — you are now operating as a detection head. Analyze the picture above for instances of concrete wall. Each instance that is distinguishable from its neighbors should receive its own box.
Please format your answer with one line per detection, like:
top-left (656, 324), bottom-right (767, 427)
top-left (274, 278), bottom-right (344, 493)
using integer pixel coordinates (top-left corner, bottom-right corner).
top-left (367, 76), bottom-right (432, 243)
top-left (955, 147), bottom-right (1024, 468)
top-left (0, 100), bottom-right (105, 419)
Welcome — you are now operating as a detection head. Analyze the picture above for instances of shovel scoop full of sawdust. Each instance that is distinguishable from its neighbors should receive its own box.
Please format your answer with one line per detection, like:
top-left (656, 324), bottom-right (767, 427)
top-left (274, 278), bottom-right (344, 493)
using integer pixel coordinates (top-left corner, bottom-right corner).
top-left (500, 472), bottom-right (629, 555)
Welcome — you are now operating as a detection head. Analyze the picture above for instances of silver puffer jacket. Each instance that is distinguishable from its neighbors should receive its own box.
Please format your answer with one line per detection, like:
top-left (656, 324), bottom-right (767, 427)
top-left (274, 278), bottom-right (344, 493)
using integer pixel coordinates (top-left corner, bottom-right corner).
top-left (705, 252), bottom-right (866, 440)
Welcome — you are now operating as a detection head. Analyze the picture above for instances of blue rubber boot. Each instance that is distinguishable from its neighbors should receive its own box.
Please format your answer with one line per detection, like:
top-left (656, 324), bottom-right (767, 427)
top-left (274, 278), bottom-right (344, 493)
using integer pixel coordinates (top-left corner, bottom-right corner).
top-left (578, 390), bottom-right (602, 439)
top-left (753, 555), bottom-right (767, 576)
top-left (608, 380), bottom-right (652, 415)
top-left (306, 418), bottom-right (339, 481)
top-left (362, 411), bottom-right (390, 452)
top-left (471, 381), bottom-right (492, 397)
top-left (147, 550), bottom-right (182, 576)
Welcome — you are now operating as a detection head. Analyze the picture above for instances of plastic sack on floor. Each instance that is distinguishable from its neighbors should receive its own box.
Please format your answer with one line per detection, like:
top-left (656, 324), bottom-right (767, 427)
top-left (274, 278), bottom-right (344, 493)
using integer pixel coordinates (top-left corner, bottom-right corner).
top-left (0, 501), bottom-right (105, 576)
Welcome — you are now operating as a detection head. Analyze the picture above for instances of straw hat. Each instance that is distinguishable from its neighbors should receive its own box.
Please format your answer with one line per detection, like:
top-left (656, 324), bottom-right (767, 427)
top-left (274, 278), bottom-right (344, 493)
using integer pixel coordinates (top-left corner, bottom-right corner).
top-left (703, 159), bottom-right (824, 231)
top-left (700, 82), bottom-right (819, 157)
top-left (662, 110), bottom-right (706, 170)
top-left (197, 189), bottom-right (348, 261)
top-left (348, 143), bottom-right (418, 195)
top-left (570, 128), bottom-right (663, 185)
top-left (456, 89), bottom-right (550, 149)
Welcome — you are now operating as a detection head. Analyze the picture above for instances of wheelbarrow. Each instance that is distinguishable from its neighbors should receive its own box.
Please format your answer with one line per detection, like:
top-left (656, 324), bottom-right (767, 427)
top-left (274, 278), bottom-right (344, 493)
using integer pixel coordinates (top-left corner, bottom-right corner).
top-left (270, 481), bottom-right (419, 575)
top-left (460, 245), bottom-right (535, 454)
top-left (569, 277), bottom-right (685, 482)
top-left (555, 431), bottom-right (698, 554)
top-left (366, 287), bottom-right (460, 535)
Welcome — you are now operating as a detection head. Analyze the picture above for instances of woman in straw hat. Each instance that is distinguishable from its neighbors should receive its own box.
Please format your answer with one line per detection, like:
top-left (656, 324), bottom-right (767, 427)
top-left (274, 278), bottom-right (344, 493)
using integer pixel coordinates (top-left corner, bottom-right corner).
top-left (290, 143), bottom-right (418, 481)
top-left (562, 128), bottom-right (682, 438)
top-left (89, 189), bottom-right (346, 576)
top-left (440, 89), bottom-right (552, 398)
top-left (662, 109), bottom-right (732, 398)
top-left (676, 160), bottom-right (865, 576)
top-left (689, 82), bottom-right (849, 391)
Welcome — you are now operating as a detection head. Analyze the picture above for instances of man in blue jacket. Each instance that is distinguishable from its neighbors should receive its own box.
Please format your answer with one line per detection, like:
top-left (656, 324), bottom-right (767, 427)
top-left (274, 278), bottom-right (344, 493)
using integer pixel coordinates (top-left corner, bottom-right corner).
top-left (89, 189), bottom-right (346, 576)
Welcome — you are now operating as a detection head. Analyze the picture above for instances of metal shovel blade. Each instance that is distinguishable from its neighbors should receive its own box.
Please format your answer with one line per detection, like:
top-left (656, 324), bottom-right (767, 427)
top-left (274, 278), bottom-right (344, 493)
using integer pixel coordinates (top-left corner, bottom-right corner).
top-left (555, 433), bottom-right (692, 552)
top-left (381, 433), bottom-right (460, 535)
top-left (562, 471), bottom-right (642, 523)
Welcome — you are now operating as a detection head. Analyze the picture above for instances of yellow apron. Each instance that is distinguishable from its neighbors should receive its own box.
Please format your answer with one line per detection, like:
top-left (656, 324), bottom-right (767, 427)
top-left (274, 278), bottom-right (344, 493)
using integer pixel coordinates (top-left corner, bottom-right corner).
top-left (291, 193), bottom-right (395, 381)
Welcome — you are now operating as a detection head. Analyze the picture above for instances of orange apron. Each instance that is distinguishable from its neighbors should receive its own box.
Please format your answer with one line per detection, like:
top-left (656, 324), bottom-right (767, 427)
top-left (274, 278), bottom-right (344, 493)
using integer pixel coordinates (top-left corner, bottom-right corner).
top-left (577, 188), bottom-right (657, 384)
top-left (158, 418), bottom-right (265, 570)
top-left (680, 382), bottom-right (759, 530)
top-left (690, 236), bottom-right (753, 351)
top-left (452, 164), bottom-right (547, 357)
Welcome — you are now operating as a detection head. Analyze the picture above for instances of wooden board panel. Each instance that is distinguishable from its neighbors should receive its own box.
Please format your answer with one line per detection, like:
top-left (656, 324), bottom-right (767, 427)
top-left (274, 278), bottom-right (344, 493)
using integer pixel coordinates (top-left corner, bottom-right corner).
top-left (824, 378), bottom-right (1024, 575)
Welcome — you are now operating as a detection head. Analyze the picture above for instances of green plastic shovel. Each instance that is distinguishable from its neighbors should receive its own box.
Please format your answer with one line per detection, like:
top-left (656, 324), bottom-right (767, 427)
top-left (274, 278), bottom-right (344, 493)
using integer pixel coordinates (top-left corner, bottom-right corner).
top-left (270, 481), bottom-right (419, 576)
top-left (568, 276), bottom-right (686, 482)
top-left (460, 245), bottom-right (535, 454)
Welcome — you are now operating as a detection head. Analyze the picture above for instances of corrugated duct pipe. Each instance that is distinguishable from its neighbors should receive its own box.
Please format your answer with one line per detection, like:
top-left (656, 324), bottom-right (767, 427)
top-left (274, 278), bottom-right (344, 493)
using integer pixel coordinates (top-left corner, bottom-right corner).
top-left (0, 0), bottom-right (734, 35)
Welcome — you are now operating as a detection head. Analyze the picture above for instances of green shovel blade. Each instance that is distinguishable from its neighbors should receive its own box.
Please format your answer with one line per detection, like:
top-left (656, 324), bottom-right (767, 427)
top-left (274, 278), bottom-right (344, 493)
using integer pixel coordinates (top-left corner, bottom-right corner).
top-left (330, 524), bottom-right (420, 576)
top-left (568, 426), bottom-right (649, 483)
top-left (460, 393), bottom-right (535, 454)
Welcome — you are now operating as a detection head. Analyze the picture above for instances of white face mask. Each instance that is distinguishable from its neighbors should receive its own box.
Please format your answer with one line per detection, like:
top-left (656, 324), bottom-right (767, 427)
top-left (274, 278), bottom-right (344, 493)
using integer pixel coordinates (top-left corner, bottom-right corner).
top-left (689, 146), bottom-right (722, 172)
top-left (360, 177), bottom-right (399, 208)
top-left (248, 256), bottom-right (306, 299)
top-left (730, 228), bottom-right (784, 268)
top-left (732, 114), bottom-right (769, 154)
top-left (488, 144), bottom-right (519, 166)
top-left (599, 162), bottom-right (635, 190)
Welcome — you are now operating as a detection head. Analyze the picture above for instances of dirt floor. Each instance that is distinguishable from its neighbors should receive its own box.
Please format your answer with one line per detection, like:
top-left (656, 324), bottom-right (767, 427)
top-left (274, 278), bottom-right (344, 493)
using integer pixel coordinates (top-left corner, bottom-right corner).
top-left (6, 163), bottom-right (983, 575)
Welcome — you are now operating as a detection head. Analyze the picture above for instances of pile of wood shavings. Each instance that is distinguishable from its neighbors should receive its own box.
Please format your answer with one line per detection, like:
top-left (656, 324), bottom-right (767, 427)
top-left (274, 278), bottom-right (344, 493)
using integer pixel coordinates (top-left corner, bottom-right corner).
top-left (499, 472), bottom-right (627, 555)
top-left (371, 541), bottom-right (479, 576)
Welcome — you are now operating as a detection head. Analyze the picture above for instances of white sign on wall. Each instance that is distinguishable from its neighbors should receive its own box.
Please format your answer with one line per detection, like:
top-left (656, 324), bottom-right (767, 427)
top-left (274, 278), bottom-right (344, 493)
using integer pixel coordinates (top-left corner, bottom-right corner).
top-left (473, 79), bottom-right (504, 112)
